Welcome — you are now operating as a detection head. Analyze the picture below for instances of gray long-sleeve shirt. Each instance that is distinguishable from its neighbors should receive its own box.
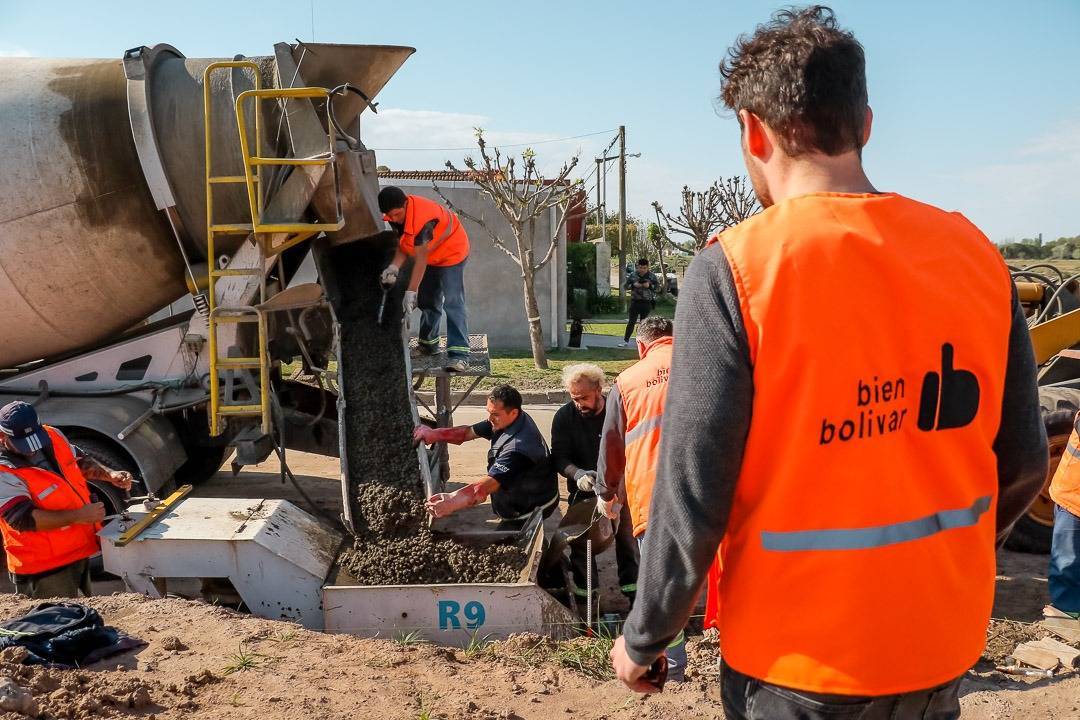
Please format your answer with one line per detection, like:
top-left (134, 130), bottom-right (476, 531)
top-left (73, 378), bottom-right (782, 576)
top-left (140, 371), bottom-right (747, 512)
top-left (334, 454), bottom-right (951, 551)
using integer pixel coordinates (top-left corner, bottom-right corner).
top-left (621, 243), bottom-right (1049, 667)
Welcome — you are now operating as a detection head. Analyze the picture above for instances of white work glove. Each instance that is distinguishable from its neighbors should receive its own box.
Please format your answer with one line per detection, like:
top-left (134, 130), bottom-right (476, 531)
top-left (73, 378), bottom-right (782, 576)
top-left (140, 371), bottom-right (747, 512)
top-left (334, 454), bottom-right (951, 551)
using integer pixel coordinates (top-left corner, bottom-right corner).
top-left (597, 495), bottom-right (621, 520)
top-left (403, 290), bottom-right (418, 314)
top-left (574, 469), bottom-right (597, 492)
top-left (380, 264), bottom-right (399, 287)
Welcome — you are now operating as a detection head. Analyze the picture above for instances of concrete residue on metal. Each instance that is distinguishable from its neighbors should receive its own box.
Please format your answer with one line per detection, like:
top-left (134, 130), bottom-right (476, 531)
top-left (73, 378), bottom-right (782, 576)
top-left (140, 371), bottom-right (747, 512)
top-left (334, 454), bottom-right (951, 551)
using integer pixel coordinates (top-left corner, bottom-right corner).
top-left (325, 239), bottom-right (525, 585)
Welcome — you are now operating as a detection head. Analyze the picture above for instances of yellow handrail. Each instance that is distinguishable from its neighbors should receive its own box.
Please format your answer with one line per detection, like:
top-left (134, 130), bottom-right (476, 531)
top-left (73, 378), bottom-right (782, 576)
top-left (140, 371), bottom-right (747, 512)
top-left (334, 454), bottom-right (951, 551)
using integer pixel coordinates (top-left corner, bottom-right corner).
top-left (234, 87), bottom-right (344, 243)
top-left (203, 61), bottom-right (262, 437)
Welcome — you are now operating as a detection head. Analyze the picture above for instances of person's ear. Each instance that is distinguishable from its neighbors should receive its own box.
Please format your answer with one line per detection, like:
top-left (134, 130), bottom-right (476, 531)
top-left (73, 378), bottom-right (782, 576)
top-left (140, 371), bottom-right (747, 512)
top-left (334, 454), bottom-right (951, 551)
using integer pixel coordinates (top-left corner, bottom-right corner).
top-left (862, 106), bottom-right (873, 147)
top-left (739, 109), bottom-right (770, 160)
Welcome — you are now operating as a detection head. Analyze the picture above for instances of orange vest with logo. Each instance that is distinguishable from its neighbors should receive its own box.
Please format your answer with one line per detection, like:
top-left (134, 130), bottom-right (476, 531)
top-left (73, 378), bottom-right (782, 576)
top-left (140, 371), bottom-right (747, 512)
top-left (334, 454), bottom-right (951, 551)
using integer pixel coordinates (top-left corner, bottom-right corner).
top-left (1050, 416), bottom-right (1080, 518)
top-left (716, 193), bottom-right (1012, 695)
top-left (616, 335), bottom-right (672, 537)
top-left (0, 426), bottom-right (100, 575)
top-left (398, 195), bottom-right (470, 267)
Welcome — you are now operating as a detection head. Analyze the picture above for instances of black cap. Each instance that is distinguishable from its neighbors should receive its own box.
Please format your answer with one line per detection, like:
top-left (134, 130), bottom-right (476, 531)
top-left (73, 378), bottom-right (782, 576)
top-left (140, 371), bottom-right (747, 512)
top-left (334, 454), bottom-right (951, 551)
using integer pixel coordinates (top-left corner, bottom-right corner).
top-left (0, 402), bottom-right (49, 455)
top-left (378, 186), bottom-right (407, 214)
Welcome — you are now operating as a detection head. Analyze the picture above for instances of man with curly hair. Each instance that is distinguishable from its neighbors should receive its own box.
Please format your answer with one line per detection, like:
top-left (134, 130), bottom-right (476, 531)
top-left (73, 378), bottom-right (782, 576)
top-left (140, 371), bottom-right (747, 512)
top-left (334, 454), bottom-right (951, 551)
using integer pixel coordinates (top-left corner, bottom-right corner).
top-left (609, 7), bottom-right (1047, 718)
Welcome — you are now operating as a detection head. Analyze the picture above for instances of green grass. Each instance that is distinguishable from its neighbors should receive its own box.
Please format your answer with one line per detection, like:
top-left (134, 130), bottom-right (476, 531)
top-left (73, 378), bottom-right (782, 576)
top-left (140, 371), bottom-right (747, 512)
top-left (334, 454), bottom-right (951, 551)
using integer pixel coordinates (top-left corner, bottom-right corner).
top-left (484, 348), bottom-right (638, 391)
top-left (493, 631), bottom-right (616, 681)
top-left (462, 631), bottom-right (494, 658)
top-left (391, 629), bottom-right (429, 646)
top-left (222, 644), bottom-right (264, 675)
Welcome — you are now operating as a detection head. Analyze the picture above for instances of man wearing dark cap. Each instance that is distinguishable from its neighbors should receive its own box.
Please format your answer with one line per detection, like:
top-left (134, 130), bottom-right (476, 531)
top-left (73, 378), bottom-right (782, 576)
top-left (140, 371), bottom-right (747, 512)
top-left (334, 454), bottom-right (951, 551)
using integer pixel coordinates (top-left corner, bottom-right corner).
top-left (378, 186), bottom-right (472, 372)
top-left (0, 402), bottom-right (133, 598)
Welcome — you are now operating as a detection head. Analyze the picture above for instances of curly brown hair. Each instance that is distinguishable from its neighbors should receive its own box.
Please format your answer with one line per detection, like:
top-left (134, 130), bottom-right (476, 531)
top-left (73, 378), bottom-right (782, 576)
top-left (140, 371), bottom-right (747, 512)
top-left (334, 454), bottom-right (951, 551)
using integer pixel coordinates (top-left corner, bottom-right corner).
top-left (719, 5), bottom-right (868, 157)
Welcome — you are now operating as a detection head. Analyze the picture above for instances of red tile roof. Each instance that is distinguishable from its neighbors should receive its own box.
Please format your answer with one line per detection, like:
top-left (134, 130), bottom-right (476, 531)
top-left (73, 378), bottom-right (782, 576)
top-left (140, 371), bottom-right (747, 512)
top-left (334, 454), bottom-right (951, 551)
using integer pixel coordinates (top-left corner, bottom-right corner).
top-left (377, 169), bottom-right (499, 182)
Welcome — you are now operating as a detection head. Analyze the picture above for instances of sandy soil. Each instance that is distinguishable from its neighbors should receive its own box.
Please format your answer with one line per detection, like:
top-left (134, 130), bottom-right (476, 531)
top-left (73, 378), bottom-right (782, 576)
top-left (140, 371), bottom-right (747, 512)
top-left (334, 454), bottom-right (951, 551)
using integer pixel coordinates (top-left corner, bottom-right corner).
top-left (0, 590), bottom-right (1072, 720)
top-left (0, 406), bottom-right (1075, 718)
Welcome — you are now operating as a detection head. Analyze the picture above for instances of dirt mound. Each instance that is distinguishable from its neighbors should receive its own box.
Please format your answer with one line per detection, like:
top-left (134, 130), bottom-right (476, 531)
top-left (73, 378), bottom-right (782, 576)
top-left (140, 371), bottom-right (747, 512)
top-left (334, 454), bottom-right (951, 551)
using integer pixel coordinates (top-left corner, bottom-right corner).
top-left (0, 594), bottom-right (1069, 720)
top-left (324, 241), bottom-right (525, 585)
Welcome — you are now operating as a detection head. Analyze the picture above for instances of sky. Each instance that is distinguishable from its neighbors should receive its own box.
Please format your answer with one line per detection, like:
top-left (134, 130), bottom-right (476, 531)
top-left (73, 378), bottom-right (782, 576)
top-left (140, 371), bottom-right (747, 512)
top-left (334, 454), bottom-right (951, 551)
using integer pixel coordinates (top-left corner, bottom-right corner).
top-left (1, 0), bottom-right (1077, 243)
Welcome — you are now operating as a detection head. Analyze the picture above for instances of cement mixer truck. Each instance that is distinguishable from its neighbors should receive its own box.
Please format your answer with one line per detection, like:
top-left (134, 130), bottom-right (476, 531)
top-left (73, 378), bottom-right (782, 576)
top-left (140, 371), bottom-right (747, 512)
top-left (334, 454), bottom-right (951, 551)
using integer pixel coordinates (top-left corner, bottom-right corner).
top-left (0, 41), bottom-right (418, 522)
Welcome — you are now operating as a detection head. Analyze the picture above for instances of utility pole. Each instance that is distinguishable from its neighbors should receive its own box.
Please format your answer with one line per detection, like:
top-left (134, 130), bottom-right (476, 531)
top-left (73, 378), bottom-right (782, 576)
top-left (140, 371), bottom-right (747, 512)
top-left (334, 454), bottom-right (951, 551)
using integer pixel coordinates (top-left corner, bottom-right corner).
top-left (617, 125), bottom-right (627, 300)
top-left (595, 158), bottom-right (603, 228)
top-left (600, 159), bottom-right (607, 245)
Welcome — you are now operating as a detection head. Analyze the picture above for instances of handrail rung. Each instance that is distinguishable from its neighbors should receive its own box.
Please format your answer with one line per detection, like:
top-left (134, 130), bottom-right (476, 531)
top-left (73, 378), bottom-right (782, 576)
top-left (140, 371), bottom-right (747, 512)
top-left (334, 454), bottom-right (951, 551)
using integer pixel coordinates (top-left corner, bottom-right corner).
top-left (209, 175), bottom-right (260, 184)
top-left (211, 268), bottom-right (263, 276)
top-left (216, 358), bottom-right (263, 369)
top-left (248, 156), bottom-right (332, 167)
top-left (217, 405), bottom-right (265, 415)
top-left (209, 223), bottom-right (254, 233)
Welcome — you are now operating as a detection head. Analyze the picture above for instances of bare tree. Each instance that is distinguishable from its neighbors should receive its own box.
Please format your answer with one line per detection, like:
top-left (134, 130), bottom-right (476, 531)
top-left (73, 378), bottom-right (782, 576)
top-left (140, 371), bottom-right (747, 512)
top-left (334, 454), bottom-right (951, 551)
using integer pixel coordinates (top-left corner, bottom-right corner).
top-left (652, 176), bottom-right (760, 254)
top-left (433, 129), bottom-right (583, 370)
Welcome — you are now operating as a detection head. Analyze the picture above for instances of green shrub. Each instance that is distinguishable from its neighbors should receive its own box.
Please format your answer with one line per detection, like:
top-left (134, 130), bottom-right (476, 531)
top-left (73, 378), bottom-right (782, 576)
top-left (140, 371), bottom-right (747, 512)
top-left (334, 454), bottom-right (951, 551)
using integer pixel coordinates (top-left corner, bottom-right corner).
top-left (589, 293), bottom-right (623, 315)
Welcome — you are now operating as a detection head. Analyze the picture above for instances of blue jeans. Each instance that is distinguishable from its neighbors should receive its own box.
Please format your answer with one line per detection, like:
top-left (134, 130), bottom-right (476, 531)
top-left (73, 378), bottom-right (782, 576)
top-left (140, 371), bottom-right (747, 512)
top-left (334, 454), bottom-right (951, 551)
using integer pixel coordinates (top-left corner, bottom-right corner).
top-left (417, 260), bottom-right (469, 358)
top-left (1050, 504), bottom-right (1080, 614)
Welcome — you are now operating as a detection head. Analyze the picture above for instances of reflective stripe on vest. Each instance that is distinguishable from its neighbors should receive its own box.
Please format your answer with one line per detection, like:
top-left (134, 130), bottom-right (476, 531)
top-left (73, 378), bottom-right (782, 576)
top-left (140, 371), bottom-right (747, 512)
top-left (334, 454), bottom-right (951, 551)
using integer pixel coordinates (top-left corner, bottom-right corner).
top-left (1050, 416), bottom-right (1080, 518)
top-left (716, 192), bottom-right (1012, 696)
top-left (0, 426), bottom-right (99, 575)
top-left (761, 495), bottom-right (992, 552)
top-left (617, 336), bottom-right (672, 536)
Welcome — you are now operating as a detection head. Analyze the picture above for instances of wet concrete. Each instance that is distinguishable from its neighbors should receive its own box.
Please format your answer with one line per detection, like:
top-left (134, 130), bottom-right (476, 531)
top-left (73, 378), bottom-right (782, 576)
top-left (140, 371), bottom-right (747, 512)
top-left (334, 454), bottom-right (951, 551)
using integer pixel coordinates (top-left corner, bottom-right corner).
top-left (324, 240), bottom-right (524, 585)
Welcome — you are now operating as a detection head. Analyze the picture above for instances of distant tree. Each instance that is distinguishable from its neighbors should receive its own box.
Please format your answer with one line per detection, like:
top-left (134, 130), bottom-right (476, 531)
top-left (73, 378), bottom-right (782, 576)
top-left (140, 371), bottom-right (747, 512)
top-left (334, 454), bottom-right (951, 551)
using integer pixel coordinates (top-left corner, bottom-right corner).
top-left (433, 129), bottom-right (583, 370)
top-left (652, 177), bottom-right (760, 254)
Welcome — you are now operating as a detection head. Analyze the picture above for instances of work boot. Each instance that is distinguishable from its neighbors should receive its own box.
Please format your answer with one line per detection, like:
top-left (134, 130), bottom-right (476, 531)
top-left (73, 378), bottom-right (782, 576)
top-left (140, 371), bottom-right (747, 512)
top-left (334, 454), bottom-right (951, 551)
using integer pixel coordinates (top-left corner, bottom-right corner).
top-left (411, 343), bottom-right (437, 360)
top-left (445, 357), bottom-right (469, 373)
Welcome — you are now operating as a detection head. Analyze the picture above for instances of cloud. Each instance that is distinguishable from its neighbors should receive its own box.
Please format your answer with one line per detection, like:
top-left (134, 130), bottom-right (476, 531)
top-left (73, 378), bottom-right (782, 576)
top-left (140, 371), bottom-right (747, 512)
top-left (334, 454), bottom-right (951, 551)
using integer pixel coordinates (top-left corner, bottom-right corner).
top-left (364, 107), bottom-right (613, 184)
top-left (936, 120), bottom-right (1080, 241)
top-left (364, 107), bottom-right (709, 230)
top-left (0, 46), bottom-right (32, 57)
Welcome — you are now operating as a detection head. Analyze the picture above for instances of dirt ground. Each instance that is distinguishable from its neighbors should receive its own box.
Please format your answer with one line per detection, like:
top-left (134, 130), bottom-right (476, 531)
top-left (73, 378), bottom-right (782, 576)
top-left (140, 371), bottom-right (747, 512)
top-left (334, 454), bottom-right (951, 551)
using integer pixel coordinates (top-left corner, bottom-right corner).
top-left (0, 404), bottom-right (1077, 718)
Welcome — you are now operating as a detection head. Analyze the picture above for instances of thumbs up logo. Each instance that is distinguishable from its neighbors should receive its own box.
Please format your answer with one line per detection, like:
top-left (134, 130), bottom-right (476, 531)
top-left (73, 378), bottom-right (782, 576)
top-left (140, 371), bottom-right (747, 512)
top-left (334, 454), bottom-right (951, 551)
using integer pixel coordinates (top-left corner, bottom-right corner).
top-left (917, 343), bottom-right (980, 431)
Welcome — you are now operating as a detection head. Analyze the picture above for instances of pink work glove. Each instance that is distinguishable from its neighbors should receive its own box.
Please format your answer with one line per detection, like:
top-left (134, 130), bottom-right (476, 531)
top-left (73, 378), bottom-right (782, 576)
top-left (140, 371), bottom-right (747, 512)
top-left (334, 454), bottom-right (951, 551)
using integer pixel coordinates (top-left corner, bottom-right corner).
top-left (425, 483), bottom-right (490, 519)
top-left (413, 425), bottom-right (471, 445)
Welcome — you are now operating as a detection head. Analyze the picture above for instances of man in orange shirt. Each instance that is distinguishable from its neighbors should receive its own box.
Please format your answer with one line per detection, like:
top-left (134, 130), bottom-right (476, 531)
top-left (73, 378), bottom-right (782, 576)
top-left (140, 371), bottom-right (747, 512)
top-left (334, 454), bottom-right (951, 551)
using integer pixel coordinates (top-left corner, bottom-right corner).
top-left (609, 7), bottom-right (1047, 718)
top-left (379, 186), bottom-right (472, 372)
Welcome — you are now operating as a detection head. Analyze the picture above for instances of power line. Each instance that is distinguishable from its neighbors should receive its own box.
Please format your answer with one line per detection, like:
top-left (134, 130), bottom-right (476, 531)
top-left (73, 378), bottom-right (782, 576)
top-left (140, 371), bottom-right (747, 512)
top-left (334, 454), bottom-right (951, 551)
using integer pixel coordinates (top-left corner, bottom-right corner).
top-left (372, 128), bottom-right (618, 152)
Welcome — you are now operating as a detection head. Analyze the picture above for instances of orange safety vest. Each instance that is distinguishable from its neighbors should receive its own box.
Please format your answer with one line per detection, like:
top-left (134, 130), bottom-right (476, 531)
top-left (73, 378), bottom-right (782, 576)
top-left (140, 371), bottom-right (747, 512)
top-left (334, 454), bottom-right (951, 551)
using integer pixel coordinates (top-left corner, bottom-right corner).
top-left (0, 426), bottom-right (100, 575)
top-left (615, 335), bottom-right (672, 537)
top-left (1050, 415), bottom-right (1080, 518)
top-left (716, 192), bottom-right (1012, 695)
top-left (396, 195), bottom-right (470, 267)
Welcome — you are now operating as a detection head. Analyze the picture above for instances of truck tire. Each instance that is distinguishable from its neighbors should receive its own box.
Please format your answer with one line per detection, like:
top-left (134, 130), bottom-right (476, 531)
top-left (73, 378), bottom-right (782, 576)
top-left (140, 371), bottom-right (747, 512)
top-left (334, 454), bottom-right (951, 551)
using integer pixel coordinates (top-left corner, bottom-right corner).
top-left (173, 445), bottom-right (228, 485)
top-left (1004, 407), bottom-right (1075, 554)
top-left (65, 435), bottom-right (143, 579)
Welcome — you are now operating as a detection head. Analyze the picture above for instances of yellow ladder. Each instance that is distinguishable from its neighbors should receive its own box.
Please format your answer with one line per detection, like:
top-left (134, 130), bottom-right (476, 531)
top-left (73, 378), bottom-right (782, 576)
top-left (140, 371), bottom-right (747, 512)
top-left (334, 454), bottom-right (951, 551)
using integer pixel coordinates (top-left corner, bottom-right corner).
top-left (203, 62), bottom-right (344, 437)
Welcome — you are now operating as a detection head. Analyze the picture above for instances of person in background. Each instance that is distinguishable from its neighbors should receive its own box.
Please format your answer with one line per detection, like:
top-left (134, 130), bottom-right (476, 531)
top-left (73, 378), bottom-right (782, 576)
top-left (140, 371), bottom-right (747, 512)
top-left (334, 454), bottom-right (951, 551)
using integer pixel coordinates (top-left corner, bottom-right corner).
top-left (620, 259), bottom-right (659, 347)
top-left (0, 402), bottom-right (133, 598)
top-left (378, 186), bottom-right (472, 372)
top-left (1048, 415), bottom-right (1080, 620)
top-left (550, 363), bottom-right (639, 610)
top-left (596, 317), bottom-right (686, 679)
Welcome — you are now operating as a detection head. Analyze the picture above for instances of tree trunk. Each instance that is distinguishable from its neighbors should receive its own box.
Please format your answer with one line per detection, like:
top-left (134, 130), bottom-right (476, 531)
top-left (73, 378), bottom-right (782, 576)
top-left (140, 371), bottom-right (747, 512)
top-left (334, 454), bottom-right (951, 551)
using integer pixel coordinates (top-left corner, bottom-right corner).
top-left (655, 240), bottom-right (670, 297)
top-left (521, 267), bottom-right (548, 370)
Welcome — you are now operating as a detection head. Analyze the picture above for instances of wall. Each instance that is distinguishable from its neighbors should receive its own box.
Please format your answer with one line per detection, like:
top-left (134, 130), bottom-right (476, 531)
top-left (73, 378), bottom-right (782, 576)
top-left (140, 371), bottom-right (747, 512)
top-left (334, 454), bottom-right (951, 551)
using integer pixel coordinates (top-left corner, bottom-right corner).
top-left (385, 180), bottom-right (568, 351)
top-left (592, 240), bottom-right (612, 296)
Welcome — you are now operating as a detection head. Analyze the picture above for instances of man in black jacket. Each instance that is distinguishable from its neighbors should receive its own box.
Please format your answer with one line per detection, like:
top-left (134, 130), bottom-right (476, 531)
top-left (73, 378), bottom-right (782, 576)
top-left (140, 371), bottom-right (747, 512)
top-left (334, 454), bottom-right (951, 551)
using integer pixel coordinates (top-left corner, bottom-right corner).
top-left (550, 364), bottom-right (639, 610)
top-left (621, 259), bottom-right (660, 347)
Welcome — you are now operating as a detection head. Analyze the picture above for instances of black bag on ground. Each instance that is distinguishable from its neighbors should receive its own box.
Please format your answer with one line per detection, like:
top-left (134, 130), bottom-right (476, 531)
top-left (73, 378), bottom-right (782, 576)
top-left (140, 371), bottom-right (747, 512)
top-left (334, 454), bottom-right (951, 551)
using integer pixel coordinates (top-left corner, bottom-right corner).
top-left (0, 602), bottom-right (143, 666)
